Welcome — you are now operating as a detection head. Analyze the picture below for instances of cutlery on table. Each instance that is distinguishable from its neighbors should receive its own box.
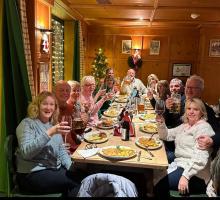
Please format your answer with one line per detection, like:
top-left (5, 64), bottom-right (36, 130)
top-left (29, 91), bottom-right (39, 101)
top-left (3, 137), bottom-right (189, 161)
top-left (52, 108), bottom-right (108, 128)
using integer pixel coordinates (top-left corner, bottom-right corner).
top-left (145, 146), bottom-right (154, 157)
top-left (137, 150), bottom-right (141, 161)
top-left (149, 132), bottom-right (156, 140)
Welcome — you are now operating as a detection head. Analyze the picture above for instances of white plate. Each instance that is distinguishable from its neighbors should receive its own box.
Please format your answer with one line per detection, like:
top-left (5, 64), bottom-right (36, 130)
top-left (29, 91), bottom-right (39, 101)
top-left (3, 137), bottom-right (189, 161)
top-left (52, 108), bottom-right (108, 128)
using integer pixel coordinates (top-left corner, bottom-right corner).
top-left (99, 145), bottom-right (137, 160)
top-left (84, 131), bottom-right (108, 144)
top-left (139, 113), bottom-right (156, 121)
top-left (96, 118), bottom-right (117, 129)
top-left (140, 123), bottom-right (158, 134)
top-left (135, 136), bottom-right (162, 150)
top-left (114, 95), bottom-right (128, 103)
top-left (103, 110), bottom-right (119, 118)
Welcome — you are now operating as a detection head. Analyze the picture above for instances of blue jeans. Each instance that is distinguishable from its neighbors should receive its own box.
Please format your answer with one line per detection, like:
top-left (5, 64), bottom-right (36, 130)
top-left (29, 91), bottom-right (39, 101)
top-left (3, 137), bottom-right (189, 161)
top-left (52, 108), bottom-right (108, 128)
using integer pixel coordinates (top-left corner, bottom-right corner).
top-left (17, 167), bottom-right (87, 197)
top-left (154, 167), bottom-right (206, 198)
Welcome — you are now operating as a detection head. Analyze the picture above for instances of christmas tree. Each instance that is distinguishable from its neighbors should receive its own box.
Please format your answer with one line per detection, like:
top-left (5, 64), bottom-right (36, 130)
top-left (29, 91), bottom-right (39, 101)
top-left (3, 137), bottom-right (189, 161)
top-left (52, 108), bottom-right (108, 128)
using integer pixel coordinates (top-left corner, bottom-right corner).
top-left (91, 48), bottom-right (109, 83)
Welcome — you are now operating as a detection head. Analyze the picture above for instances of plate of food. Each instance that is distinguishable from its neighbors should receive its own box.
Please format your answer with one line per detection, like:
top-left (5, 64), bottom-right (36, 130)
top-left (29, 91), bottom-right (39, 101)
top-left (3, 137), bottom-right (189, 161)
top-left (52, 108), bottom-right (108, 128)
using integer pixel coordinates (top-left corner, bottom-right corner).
top-left (103, 108), bottom-right (119, 118)
top-left (139, 113), bottom-right (156, 121)
top-left (135, 136), bottom-right (162, 150)
top-left (99, 145), bottom-right (137, 160)
top-left (114, 95), bottom-right (128, 103)
top-left (140, 123), bottom-right (158, 133)
top-left (84, 131), bottom-right (108, 144)
top-left (96, 118), bottom-right (116, 129)
top-left (145, 103), bottom-right (154, 110)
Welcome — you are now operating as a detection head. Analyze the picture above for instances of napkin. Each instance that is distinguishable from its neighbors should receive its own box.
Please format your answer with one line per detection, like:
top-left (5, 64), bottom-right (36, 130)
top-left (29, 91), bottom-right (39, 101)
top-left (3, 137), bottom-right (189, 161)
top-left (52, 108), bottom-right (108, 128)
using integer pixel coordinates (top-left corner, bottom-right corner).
top-left (77, 148), bottom-right (100, 158)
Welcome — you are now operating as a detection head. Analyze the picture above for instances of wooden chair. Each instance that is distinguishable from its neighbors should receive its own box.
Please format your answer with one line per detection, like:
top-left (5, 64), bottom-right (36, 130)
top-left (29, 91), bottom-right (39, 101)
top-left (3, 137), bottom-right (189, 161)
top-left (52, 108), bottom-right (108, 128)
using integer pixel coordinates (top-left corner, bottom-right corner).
top-left (4, 134), bottom-right (62, 197)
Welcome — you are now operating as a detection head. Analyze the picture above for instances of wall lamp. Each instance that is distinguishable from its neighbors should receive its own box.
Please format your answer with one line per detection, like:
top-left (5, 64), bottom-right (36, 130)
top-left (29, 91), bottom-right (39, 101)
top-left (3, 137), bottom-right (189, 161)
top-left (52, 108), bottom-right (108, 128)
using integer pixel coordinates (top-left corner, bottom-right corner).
top-left (36, 27), bottom-right (53, 34)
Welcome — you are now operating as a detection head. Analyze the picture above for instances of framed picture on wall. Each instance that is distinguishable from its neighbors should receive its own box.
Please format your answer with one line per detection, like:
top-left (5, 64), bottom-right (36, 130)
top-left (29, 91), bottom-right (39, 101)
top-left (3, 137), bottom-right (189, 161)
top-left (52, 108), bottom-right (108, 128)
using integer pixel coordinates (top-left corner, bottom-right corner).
top-left (149, 40), bottom-right (160, 55)
top-left (209, 39), bottom-right (220, 57)
top-left (173, 63), bottom-right (191, 77)
top-left (122, 40), bottom-right (132, 54)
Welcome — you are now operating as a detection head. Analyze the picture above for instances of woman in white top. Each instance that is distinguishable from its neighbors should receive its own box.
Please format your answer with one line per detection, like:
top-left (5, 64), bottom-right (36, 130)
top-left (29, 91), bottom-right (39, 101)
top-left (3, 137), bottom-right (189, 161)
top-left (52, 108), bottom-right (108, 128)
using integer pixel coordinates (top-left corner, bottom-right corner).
top-left (154, 98), bottom-right (215, 197)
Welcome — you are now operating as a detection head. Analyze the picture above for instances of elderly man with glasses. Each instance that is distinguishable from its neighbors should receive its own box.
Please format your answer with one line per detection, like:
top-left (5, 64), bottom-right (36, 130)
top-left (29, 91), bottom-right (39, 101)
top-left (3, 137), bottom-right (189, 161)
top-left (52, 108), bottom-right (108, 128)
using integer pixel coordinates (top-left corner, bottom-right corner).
top-left (163, 75), bottom-right (220, 163)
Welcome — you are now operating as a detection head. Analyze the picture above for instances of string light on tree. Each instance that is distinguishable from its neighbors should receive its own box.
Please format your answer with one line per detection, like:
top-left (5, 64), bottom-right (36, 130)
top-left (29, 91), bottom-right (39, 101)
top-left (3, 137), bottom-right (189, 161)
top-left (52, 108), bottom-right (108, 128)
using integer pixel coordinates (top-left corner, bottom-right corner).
top-left (91, 48), bottom-right (109, 83)
top-left (51, 18), bottom-right (64, 86)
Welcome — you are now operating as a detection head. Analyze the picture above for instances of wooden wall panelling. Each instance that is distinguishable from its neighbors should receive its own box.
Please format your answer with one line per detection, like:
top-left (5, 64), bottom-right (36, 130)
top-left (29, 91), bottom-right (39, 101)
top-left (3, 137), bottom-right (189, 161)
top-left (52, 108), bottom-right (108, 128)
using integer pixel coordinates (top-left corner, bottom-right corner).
top-left (197, 27), bottom-right (220, 104)
top-left (199, 62), bottom-right (220, 104)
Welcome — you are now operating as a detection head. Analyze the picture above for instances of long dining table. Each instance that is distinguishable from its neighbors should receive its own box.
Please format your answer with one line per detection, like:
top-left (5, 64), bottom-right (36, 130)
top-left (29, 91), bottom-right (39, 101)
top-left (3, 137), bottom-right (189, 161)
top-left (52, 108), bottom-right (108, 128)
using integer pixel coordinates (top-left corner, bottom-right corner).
top-left (71, 100), bottom-right (168, 197)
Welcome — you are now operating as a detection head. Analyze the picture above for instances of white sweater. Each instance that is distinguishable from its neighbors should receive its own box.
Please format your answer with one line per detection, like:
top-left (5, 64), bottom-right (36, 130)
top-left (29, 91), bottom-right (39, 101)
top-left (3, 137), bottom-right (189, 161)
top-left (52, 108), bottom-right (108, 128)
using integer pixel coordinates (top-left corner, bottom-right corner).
top-left (158, 119), bottom-right (215, 183)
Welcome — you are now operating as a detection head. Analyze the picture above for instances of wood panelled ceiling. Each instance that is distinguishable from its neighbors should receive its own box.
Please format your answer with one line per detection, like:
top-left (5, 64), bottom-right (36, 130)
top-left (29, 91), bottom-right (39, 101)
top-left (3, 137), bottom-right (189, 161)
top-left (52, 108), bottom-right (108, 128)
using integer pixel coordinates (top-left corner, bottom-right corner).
top-left (57, 0), bottom-right (220, 28)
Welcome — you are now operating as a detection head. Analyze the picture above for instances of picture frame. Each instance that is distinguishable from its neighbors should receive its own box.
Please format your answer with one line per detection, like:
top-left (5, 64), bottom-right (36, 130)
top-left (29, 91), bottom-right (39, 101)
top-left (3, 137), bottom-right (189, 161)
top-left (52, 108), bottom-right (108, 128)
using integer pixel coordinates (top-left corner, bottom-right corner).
top-left (122, 40), bottom-right (132, 54)
top-left (149, 40), bottom-right (160, 55)
top-left (172, 63), bottom-right (191, 77)
top-left (209, 39), bottom-right (220, 57)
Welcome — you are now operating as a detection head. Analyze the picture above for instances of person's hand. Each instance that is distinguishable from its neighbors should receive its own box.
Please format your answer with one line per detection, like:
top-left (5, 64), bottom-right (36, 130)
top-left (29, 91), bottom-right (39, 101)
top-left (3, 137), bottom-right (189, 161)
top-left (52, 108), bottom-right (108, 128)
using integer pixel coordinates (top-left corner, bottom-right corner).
top-left (196, 135), bottom-right (213, 150)
top-left (104, 92), bottom-right (114, 101)
top-left (97, 88), bottom-right (106, 97)
top-left (147, 88), bottom-right (153, 100)
top-left (48, 121), bottom-right (71, 137)
top-left (165, 96), bottom-right (174, 110)
top-left (178, 176), bottom-right (189, 195)
top-left (156, 114), bottom-right (165, 124)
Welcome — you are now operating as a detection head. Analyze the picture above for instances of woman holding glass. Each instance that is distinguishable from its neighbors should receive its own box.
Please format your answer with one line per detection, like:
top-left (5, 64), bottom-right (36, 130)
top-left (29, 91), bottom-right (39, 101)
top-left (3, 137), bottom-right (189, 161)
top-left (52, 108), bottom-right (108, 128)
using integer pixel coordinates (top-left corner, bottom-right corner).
top-left (154, 98), bottom-right (215, 197)
top-left (16, 91), bottom-right (85, 196)
top-left (80, 76), bottom-right (113, 126)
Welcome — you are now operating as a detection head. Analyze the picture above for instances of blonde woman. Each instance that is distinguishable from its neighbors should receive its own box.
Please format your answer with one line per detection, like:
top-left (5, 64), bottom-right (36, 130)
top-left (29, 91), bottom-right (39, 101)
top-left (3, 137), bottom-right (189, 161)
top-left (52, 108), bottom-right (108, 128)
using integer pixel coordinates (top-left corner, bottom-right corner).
top-left (80, 76), bottom-right (112, 126)
top-left (154, 98), bottom-right (215, 197)
top-left (67, 80), bottom-right (81, 106)
top-left (16, 91), bottom-right (85, 196)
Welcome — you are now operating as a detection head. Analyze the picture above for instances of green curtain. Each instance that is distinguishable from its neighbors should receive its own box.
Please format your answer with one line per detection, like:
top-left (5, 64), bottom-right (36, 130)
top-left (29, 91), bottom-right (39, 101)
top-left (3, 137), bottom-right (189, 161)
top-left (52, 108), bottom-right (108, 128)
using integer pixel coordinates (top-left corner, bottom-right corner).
top-left (0, 0), bottom-right (32, 195)
top-left (0, 0), bottom-right (9, 195)
top-left (73, 20), bottom-right (80, 81)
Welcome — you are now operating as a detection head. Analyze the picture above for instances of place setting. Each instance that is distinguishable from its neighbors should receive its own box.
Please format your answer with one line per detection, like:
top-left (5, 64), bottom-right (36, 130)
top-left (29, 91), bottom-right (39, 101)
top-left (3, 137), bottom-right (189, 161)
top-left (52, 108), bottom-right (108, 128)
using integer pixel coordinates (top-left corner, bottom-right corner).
top-left (98, 145), bottom-right (137, 161)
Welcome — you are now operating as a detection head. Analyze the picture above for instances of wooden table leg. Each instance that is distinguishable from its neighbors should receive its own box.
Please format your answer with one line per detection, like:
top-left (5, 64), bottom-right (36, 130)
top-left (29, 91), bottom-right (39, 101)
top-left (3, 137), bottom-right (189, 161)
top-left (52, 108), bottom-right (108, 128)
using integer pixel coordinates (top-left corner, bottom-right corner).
top-left (144, 170), bottom-right (154, 197)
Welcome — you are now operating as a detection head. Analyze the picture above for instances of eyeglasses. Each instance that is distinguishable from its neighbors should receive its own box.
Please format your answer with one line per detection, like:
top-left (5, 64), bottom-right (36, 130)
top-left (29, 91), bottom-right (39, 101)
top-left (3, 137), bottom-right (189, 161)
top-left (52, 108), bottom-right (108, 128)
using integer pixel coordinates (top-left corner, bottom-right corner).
top-left (185, 86), bottom-right (200, 90)
top-left (85, 83), bottom-right (95, 87)
top-left (85, 143), bottom-right (97, 150)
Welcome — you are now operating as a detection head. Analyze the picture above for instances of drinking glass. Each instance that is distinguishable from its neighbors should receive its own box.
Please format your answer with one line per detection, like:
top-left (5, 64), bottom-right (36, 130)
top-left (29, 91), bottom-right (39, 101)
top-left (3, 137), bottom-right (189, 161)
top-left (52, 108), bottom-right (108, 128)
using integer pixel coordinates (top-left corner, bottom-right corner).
top-left (169, 93), bottom-right (181, 114)
top-left (61, 115), bottom-right (72, 152)
top-left (72, 111), bottom-right (88, 137)
top-left (155, 99), bottom-right (165, 115)
top-left (124, 75), bottom-right (132, 85)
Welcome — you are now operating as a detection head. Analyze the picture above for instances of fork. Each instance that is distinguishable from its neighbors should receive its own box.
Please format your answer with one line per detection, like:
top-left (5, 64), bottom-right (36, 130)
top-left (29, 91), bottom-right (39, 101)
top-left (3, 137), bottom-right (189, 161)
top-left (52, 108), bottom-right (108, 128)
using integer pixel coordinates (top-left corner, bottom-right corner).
top-left (149, 132), bottom-right (156, 140)
top-left (145, 146), bottom-right (154, 157)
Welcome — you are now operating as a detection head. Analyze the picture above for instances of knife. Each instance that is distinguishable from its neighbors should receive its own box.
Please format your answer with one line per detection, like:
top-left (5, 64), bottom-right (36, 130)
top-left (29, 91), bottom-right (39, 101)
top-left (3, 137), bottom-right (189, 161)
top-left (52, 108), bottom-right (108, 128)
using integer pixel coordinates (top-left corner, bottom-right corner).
top-left (137, 150), bottom-right (141, 161)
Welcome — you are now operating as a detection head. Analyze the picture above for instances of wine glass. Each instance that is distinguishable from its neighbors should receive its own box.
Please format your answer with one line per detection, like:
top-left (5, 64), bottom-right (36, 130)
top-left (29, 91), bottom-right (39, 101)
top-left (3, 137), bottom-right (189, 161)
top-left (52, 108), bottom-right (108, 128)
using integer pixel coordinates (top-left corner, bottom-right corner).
top-left (61, 115), bottom-right (72, 153)
top-left (155, 99), bottom-right (165, 115)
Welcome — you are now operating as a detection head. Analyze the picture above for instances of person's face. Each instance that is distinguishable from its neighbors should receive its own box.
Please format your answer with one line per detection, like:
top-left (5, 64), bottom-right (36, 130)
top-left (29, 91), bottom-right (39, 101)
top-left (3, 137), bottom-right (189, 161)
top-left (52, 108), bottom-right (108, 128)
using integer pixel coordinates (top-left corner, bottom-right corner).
top-left (170, 82), bottom-right (181, 94)
top-left (83, 80), bottom-right (96, 94)
top-left (55, 84), bottom-right (71, 104)
top-left (157, 84), bottom-right (165, 94)
top-left (185, 79), bottom-right (202, 100)
top-left (106, 79), bottom-right (114, 88)
top-left (70, 86), bottom-right (80, 100)
top-left (127, 69), bottom-right (135, 79)
top-left (108, 70), bottom-right (114, 78)
top-left (39, 96), bottom-right (55, 123)
top-left (186, 102), bottom-right (202, 125)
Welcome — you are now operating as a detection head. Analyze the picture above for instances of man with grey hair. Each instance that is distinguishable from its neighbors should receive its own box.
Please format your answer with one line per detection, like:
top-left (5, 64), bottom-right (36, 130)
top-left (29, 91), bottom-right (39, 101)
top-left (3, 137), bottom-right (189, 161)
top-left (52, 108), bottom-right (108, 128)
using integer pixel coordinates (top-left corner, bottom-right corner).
top-left (169, 78), bottom-right (183, 95)
top-left (164, 75), bottom-right (220, 162)
top-left (121, 69), bottom-right (147, 95)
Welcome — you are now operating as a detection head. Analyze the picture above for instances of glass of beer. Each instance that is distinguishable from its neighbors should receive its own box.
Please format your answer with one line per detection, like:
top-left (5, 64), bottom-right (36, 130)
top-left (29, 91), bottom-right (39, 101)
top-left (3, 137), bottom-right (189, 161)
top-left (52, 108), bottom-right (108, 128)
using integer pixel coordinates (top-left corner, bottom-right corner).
top-left (169, 93), bottom-right (181, 114)
top-left (137, 98), bottom-right (145, 114)
top-left (124, 75), bottom-right (132, 85)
